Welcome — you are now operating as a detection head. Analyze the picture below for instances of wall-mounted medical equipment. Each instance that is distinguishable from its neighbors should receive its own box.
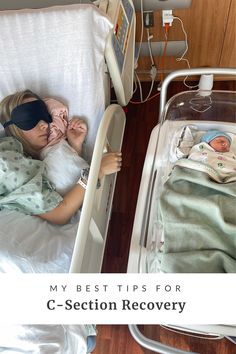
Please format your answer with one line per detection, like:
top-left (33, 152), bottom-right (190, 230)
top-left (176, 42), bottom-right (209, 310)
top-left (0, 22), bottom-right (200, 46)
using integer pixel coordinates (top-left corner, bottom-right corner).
top-left (133, 0), bottom-right (192, 11)
top-left (106, 0), bottom-right (136, 105)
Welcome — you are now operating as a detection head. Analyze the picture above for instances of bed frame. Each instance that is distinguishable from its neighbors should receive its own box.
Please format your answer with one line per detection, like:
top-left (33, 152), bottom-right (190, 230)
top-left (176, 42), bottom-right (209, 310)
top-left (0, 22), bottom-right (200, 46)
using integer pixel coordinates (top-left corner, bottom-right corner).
top-left (0, 0), bottom-right (136, 273)
top-left (70, 0), bottom-right (136, 272)
top-left (128, 68), bottom-right (236, 352)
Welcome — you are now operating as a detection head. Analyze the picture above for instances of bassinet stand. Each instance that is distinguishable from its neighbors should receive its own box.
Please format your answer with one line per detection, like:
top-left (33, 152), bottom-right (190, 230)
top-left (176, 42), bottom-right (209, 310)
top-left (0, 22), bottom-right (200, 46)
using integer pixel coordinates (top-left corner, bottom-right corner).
top-left (128, 68), bottom-right (236, 353)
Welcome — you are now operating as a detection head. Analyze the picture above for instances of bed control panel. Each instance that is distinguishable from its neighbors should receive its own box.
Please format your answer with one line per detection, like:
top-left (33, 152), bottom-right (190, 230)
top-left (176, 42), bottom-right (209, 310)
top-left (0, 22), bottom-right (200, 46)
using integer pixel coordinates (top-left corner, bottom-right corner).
top-left (112, 0), bottom-right (134, 73)
top-left (105, 0), bottom-right (136, 106)
top-left (114, 0), bottom-right (133, 61)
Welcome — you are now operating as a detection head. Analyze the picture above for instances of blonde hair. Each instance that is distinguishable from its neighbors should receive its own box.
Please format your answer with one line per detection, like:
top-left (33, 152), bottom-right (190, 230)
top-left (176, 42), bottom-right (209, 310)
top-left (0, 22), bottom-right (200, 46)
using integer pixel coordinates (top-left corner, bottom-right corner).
top-left (0, 89), bottom-right (41, 157)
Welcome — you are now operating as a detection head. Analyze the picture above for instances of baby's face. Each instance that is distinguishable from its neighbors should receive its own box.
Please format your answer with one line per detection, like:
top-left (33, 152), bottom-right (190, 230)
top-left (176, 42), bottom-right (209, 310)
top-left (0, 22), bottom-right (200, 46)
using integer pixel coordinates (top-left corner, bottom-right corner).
top-left (209, 136), bottom-right (230, 152)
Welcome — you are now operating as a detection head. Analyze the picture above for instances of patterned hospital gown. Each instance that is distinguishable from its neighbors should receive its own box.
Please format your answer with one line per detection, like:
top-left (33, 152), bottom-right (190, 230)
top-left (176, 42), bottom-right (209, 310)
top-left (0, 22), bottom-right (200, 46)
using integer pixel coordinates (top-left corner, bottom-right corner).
top-left (188, 142), bottom-right (236, 178)
top-left (0, 137), bottom-right (62, 215)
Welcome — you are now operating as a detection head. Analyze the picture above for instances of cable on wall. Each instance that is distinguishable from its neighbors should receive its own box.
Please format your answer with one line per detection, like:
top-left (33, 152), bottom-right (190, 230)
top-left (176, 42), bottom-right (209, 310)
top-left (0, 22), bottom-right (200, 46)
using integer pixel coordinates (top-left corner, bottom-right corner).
top-left (131, 22), bottom-right (159, 104)
top-left (159, 22), bottom-right (170, 84)
top-left (173, 16), bottom-right (198, 89)
top-left (146, 28), bottom-right (155, 66)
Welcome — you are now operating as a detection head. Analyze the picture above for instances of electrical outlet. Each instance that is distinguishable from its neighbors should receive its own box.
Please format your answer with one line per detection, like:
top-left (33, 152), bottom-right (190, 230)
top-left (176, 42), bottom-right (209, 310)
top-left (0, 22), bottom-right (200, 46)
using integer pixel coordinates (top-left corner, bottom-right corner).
top-left (162, 10), bottom-right (173, 26)
top-left (143, 11), bottom-right (154, 28)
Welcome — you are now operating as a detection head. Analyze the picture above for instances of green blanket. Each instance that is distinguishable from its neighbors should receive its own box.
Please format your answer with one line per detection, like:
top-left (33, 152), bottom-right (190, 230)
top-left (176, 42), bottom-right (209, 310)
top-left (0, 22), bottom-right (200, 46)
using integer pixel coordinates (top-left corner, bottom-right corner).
top-left (0, 137), bottom-right (62, 215)
top-left (157, 165), bottom-right (236, 273)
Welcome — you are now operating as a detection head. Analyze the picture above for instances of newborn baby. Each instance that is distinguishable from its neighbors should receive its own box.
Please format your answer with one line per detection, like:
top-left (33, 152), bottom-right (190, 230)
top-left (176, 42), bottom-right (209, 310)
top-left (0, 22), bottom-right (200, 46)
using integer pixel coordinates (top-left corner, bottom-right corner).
top-left (201, 130), bottom-right (231, 153)
top-left (188, 130), bottom-right (236, 180)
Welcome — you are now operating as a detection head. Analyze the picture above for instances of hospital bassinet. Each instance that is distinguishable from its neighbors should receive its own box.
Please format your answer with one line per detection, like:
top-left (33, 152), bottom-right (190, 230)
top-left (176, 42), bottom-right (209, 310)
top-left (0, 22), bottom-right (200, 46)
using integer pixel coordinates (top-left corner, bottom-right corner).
top-left (128, 68), bottom-right (236, 352)
top-left (0, 0), bottom-right (135, 352)
top-left (128, 68), bottom-right (236, 274)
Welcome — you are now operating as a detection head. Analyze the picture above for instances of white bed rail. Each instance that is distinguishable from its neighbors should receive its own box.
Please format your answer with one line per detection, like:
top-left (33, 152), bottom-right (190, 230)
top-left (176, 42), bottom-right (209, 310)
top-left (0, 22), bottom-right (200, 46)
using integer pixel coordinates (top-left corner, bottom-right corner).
top-left (70, 104), bottom-right (125, 273)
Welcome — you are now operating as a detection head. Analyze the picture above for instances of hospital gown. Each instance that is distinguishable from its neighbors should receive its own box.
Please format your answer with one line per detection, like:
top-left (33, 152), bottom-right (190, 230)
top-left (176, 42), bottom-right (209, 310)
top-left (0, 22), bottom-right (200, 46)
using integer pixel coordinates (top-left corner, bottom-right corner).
top-left (188, 142), bottom-right (236, 176)
top-left (0, 137), bottom-right (62, 215)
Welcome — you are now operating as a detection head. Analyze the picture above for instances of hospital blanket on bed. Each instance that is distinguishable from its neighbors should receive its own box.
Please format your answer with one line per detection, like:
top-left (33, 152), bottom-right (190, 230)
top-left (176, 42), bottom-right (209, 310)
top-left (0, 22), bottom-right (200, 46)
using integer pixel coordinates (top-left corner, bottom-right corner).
top-left (0, 137), bottom-right (62, 215)
top-left (157, 163), bottom-right (236, 273)
top-left (0, 324), bottom-right (96, 354)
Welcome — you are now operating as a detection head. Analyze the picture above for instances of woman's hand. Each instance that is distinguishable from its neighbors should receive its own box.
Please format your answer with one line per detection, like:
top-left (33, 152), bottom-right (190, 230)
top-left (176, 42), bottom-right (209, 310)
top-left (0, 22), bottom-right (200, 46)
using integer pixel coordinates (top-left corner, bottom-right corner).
top-left (66, 118), bottom-right (87, 155)
top-left (39, 151), bottom-right (122, 225)
top-left (99, 152), bottom-right (122, 179)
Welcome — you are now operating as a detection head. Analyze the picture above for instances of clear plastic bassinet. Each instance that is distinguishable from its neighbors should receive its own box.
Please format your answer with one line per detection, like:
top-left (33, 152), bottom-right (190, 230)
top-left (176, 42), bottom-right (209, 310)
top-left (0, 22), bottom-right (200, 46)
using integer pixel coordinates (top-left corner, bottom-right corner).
top-left (147, 89), bottom-right (236, 274)
top-left (128, 68), bottom-right (236, 275)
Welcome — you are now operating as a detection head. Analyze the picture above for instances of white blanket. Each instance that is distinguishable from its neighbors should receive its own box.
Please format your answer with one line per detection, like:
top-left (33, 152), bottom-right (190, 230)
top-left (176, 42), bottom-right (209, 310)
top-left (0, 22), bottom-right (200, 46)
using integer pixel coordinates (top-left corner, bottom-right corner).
top-left (40, 140), bottom-right (89, 195)
top-left (0, 4), bottom-right (113, 161)
top-left (0, 324), bottom-right (96, 354)
top-left (0, 209), bottom-right (79, 273)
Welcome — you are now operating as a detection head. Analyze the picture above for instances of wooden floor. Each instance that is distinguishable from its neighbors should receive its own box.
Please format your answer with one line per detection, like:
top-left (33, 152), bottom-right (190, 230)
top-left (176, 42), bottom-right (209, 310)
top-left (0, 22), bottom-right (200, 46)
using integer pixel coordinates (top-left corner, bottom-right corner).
top-left (94, 80), bottom-right (236, 354)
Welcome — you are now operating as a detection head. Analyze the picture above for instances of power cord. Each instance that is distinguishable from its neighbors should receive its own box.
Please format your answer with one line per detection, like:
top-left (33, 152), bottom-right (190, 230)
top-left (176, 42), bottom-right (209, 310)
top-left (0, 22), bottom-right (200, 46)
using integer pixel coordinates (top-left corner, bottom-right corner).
top-left (131, 26), bottom-right (158, 104)
top-left (159, 23), bottom-right (170, 85)
top-left (173, 16), bottom-right (198, 89)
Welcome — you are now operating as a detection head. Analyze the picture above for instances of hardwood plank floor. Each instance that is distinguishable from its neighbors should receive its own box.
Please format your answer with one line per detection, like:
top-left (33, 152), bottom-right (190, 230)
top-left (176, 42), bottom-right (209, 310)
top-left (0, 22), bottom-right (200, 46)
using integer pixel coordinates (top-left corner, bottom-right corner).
top-left (94, 80), bottom-right (236, 354)
top-left (94, 325), bottom-right (235, 354)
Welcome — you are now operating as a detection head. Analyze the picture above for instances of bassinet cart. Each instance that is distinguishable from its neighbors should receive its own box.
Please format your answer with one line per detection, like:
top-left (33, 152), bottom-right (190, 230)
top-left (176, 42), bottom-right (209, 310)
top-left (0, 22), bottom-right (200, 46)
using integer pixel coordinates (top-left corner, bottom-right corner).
top-left (128, 68), bottom-right (236, 352)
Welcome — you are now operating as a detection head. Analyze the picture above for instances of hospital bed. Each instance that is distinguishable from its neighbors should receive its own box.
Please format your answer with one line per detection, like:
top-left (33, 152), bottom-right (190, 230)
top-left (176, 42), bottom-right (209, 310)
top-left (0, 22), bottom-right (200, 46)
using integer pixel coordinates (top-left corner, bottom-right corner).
top-left (128, 68), bottom-right (236, 352)
top-left (0, 0), bottom-right (136, 273)
top-left (0, 0), bottom-right (135, 352)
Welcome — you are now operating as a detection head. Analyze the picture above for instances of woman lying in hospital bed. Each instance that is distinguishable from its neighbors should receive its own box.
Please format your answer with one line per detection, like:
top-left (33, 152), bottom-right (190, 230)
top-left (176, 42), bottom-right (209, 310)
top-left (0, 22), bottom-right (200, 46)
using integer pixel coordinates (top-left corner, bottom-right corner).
top-left (0, 89), bottom-right (122, 225)
top-left (156, 127), bottom-right (236, 273)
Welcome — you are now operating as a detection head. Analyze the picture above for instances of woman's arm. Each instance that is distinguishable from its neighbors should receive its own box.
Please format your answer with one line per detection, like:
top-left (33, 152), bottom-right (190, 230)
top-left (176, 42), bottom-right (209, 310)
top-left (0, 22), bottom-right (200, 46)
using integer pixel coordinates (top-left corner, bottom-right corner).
top-left (39, 183), bottom-right (85, 225)
top-left (38, 152), bottom-right (122, 225)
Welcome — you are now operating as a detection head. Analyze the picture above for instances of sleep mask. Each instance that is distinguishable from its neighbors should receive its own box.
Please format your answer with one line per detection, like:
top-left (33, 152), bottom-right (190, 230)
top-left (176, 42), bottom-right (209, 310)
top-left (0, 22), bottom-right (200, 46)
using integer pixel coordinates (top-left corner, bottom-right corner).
top-left (3, 99), bottom-right (52, 131)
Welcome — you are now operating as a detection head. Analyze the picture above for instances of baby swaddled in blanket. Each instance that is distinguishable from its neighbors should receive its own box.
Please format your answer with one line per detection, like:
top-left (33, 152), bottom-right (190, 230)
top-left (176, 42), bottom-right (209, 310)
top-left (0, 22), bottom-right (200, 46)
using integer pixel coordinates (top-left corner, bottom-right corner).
top-left (157, 129), bottom-right (236, 273)
top-left (176, 130), bottom-right (236, 183)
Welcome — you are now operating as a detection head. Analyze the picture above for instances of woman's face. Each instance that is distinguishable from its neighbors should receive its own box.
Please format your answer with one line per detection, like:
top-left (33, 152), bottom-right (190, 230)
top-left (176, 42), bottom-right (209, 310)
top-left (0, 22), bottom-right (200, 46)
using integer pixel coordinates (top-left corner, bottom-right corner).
top-left (209, 136), bottom-right (230, 153)
top-left (19, 97), bottom-right (49, 151)
top-left (21, 120), bottom-right (49, 151)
